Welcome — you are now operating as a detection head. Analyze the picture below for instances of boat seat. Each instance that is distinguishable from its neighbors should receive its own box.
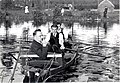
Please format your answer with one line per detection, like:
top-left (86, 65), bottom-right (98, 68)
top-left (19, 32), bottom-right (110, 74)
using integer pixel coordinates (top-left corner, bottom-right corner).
top-left (20, 53), bottom-right (63, 67)
top-left (20, 54), bottom-right (39, 58)
top-left (20, 53), bottom-right (62, 59)
top-left (47, 52), bottom-right (62, 57)
top-left (27, 60), bottom-right (60, 68)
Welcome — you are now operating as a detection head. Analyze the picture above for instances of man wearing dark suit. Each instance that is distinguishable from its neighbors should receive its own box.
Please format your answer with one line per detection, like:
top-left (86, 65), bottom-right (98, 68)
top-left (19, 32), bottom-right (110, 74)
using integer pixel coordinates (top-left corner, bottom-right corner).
top-left (30, 29), bottom-right (48, 60)
top-left (47, 24), bottom-right (65, 53)
top-left (23, 29), bottom-right (49, 83)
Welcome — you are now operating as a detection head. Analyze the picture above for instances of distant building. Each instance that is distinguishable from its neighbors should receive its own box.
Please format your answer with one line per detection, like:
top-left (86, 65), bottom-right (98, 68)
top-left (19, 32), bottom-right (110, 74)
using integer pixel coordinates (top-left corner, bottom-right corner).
top-left (98, 0), bottom-right (114, 13)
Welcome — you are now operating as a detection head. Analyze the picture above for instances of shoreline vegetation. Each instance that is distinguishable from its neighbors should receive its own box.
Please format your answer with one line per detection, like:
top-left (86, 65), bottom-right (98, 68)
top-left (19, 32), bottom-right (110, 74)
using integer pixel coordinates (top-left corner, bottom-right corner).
top-left (0, 9), bottom-right (119, 26)
top-left (0, 0), bottom-right (119, 26)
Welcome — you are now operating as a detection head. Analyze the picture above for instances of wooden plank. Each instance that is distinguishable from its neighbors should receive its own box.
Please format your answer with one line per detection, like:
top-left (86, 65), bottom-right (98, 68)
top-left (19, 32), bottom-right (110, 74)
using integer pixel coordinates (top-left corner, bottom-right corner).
top-left (20, 53), bottom-right (62, 58)
top-left (20, 54), bottom-right (39, 58)
top-left (47, 53), bottom-right (62, 57)
top-left (72, 42), bottom-right (120, 49)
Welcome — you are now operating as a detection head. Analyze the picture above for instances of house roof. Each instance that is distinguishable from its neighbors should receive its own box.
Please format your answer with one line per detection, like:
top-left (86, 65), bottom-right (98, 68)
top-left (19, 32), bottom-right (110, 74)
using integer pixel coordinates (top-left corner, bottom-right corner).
top-left (98, 0), bottom-right (115, 8)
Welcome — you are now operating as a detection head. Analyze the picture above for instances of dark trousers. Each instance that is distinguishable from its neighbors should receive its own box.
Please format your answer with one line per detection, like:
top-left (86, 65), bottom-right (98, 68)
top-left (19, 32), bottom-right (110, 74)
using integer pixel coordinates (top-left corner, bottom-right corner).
top-left (23, 72), bottom-right (36, 83)
top-left (47, 44), bottom-right (61, 53)
top-left (64, 41), bottom-right (72, 49)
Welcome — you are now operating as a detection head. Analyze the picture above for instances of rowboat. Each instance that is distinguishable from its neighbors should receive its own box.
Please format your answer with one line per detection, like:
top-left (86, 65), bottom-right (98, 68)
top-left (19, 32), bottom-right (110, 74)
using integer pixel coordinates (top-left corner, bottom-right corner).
top-left (2, 40), bottom-right (116, 83)
top-left (20, 48), bottom-right (79, 82)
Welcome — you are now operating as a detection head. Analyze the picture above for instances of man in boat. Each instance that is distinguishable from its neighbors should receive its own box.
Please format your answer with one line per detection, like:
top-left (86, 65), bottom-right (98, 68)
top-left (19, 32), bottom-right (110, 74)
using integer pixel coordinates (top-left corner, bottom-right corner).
top-left (47, 24), bottom-right (65, 53)
top-left (30, 29), bottom-right (48, 60)
top-left (23, 27), bottom-right (66, 82)
top-left (23, 29), bottom-right (49, 82)
top-left (57, 22), bottom-right (73, 49)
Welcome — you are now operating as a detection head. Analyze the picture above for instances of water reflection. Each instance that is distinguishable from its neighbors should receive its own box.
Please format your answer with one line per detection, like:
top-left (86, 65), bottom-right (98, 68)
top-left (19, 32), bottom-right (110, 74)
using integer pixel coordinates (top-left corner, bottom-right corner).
top-left (103, 22), bottom-right (108, 35)
top-left (73, 22), bottom-right (120, 46)
top-left (0, 21), bottom-right (120, 47)
top-left (104, 24), bottom-right (120, 46)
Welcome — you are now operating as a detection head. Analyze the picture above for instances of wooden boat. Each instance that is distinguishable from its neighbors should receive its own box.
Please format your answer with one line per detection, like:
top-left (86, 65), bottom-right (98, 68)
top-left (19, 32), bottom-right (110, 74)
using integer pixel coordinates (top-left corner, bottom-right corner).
top-left (20, 48), bottom-right (79, 82)
top-left (3, 40), bottom-right (110, 83)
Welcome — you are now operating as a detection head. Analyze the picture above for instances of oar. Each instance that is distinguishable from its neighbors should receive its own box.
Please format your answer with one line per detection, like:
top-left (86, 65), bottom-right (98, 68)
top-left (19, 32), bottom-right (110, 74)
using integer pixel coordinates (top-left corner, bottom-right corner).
top-left (9, 40), bottom-right (23, 83)
top-left (35, 45), bottom-right (57, 83)
top-left (65, 48), bottom-right (105, 57)
top-left (72, 41), bottom-right (120, 49)
top-left (35, 57), bottom-right (55, 83)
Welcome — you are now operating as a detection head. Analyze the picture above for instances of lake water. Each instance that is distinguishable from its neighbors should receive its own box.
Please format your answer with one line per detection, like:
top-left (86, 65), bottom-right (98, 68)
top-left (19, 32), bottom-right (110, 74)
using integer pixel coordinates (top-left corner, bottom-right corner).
top-left (0, 21), bottom-right (120, 47)
top-left (0, 21), bottom-right (120, 82)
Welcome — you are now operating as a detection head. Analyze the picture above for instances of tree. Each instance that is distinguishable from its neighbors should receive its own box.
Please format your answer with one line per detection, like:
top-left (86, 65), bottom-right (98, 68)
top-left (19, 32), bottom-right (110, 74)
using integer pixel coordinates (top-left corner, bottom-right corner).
top-left (1, 0), bottom-right (14, 10)
top-left (0, 11), bottom-right (12, 44)
top-left (2, 12), bottom-right (12, 44)
top-left (53, 5), bottom-right (62, 23)
top-left (53, 5), bottom-right (62, 18)
top-left (32, 11), bottom-right (47, 27)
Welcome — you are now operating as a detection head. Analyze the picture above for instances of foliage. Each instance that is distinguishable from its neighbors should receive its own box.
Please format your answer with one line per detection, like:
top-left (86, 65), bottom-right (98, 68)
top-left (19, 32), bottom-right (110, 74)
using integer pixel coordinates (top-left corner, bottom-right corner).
top-left (3, 12), bottom-right (12, 28)
top-left (53, 6), bottom-right (62, 18)
top-left (32, 11), bottom-right (47, 27)
top-left (1, 0), bottom-right (14, 10)
top-left (64, 21), bottom-right (74, 28)
top-left (80, 11), bottom-right (101, 20)
top-left (0, 11), bottom-right (4, 26)
top-left (0, 11), bottom-right (12, 28)
top-left (0, 11), bottom-right (12, 44)
top-left (74, 5), bottom-right (85, 11)
top-left (63, 11), bottom-right (73, 17)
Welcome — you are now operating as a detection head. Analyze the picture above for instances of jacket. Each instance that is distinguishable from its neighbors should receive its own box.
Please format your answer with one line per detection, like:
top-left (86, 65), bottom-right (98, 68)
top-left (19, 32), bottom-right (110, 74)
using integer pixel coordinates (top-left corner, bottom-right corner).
top-left (30, 40), bottom-right (48, 60)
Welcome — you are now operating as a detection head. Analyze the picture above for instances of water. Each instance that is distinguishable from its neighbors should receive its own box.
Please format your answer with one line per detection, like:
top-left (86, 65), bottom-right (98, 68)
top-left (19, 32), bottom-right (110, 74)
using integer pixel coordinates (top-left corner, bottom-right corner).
top-left (73, 22), bottom-right (120, 46)
top-left (0, 21), bottom-right (120, 47)
top-left (0, 21), bottom-right (120, 82)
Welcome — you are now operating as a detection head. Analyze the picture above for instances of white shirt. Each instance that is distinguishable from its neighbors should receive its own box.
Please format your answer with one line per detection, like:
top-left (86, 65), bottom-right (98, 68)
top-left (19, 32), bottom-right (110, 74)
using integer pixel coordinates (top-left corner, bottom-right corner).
top-left (45, 32), bottom-right (65, 49)
top-left (25, 6), bottom-right (29, 14)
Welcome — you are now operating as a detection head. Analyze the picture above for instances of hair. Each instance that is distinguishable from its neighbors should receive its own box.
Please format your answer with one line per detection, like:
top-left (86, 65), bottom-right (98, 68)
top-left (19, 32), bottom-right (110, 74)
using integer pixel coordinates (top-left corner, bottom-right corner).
top-left (53, 21), bottom-right (61, 26)
top-left (51, 24), bottom-right (58, 29)
top-left (33, 29), bottom-right (41, 36)
top-left (57, 22), bottom-right (61, 26)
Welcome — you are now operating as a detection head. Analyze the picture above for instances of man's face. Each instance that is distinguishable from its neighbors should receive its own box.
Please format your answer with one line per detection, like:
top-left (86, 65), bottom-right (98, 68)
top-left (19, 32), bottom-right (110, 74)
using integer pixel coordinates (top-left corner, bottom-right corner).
top-left (57, 24), bottom-right (61, 28)
top-left (57, 24), bottom-right (61, 32)
top-left (35, 31), bottom-right (43, 42)
top-left (52, 27), bottom-right (57, 33)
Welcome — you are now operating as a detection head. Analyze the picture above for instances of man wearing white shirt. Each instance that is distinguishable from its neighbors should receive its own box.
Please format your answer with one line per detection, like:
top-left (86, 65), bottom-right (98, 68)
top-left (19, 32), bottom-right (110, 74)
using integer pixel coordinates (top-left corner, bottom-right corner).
top-left (46, 24), bottom-right (65, 53)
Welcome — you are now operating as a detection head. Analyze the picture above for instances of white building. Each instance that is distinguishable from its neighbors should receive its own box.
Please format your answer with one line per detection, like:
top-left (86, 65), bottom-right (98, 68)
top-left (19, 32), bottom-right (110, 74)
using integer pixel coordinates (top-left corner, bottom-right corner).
top-left (98, 0), bottom-right (115, 13)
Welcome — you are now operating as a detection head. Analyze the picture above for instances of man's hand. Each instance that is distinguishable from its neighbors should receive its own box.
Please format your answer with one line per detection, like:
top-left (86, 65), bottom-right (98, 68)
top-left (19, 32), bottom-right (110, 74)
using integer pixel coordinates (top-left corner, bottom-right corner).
top-left (60, 46), bottom-right (65, 49)
top-left (42, 40), bottom-right (48, 47)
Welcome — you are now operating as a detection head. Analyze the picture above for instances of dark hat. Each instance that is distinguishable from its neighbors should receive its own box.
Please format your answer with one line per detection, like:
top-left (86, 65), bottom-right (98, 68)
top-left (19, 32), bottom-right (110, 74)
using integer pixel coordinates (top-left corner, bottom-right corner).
top-left (51, 24), bottom-right (58, 29)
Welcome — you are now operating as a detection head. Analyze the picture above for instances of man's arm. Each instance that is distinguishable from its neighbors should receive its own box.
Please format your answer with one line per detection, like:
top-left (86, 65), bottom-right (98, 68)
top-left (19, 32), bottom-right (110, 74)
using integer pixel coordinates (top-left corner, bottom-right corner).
top-left (59, 33), bottom-right (65, 49)
top-left (42, 33), bottom-right (51, 46)
top-left (31, 43), bottom-right (47, 59)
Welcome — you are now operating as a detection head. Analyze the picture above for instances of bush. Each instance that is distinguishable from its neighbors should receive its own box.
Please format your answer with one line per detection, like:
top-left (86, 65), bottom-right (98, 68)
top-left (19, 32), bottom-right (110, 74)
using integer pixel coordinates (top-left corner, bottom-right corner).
top-left (74, 5), bottom-right (84, 11)
top-left (32, 11), bottom-right (47, 27)
top-left (81, 11), bottom-right (101, 20)
top-left (0, 11), bottom-right (4, 25)
top-left (63, 11), bottom-right (73, 16)
top-left (1, 0), bottom-right (14, 10)
top-left (53, 6), bottom-right (62, 18)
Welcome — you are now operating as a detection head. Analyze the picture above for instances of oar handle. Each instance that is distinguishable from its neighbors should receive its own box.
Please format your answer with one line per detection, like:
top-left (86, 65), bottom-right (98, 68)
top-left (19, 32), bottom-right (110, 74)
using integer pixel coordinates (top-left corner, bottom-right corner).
top-left (64, 48), bottom-right (78, 52)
